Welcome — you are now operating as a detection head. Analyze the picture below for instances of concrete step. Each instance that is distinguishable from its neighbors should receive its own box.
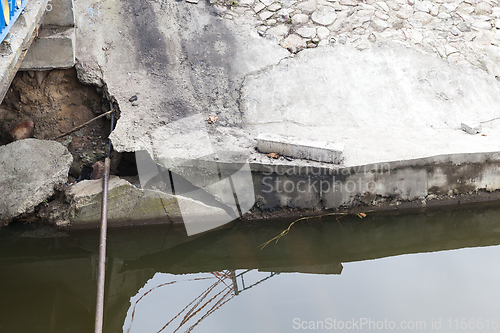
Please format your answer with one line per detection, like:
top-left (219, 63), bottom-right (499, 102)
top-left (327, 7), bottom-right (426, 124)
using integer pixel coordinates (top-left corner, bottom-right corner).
top-left (20, 25), bottom-right (75, 70)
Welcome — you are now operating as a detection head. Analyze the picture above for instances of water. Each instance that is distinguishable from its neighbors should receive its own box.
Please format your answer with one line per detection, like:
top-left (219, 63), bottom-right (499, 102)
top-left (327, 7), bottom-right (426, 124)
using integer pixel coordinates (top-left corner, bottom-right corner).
top-left (1, 205), bottom-right (500, 332)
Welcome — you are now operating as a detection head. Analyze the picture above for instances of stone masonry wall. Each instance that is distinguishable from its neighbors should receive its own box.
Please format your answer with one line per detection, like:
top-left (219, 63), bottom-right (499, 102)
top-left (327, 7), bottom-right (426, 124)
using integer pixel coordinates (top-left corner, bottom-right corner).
top-left (201, 0), bottom-right (500, 71)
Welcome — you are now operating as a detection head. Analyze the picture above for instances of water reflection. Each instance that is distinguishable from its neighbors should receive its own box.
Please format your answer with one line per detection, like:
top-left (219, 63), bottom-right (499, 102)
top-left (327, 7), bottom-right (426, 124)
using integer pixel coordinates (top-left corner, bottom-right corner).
top-left (1, 205), bottom-right (500, 332)
top-left (123, 270), bottom-right (279, 333)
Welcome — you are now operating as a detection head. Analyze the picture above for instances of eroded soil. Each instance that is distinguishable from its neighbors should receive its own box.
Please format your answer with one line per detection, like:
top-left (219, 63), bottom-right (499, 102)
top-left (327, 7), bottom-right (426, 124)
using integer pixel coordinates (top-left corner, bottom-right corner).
top-left (0, 68), bottom-right (111, 179)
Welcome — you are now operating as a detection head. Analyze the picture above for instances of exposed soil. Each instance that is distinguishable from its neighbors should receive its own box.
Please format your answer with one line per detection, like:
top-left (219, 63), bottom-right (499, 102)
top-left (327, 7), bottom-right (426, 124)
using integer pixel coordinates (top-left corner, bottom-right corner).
top-left (0, 68), bottom-right (111, 180)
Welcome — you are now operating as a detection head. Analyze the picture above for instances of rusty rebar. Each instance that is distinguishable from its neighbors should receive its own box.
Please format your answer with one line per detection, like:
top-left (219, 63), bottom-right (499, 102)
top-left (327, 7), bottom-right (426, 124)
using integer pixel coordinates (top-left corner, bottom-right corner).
top-left (94, 108), bottom-right (114, 333)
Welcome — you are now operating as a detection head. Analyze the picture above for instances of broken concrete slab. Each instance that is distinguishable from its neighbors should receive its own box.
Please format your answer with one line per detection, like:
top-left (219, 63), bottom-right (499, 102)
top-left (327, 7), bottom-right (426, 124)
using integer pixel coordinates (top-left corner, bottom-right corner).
top-left (461, 123), bottom-right (482, 135)
top-left (74, 0), bottom-right (289, 155)
top-left (42, 0), bottom-right (75, 26)
top-left (0, 0), bottom-right (50, 103)
top-left (256, 133), bottom-right (344, 163)
top-left (0, 139), bottom-right (73, 225)
top-left (66, 176), bottom-right (235, 234)
top-left (20, 26), bottom-right (76, 70)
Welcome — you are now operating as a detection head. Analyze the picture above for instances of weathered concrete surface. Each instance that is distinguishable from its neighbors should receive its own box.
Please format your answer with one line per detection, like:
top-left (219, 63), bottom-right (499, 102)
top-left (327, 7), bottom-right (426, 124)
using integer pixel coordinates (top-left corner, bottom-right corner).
top-left (66, 176), bottom-right (235, 230)
top-left (242, 44), bottom-right (500, 167)
top-left (20, 26), bottom-right (75, 70)
top-left (42, 0), bottom-right (74, 26)
top-left (0, 139), bottom-right (73, 225)
top-left (251, 151), bottom-right (500, 211)
top-left (70, 0), bottom-right (500, 223)
top-left (257, 133), bottom-right (344, 163)
top-left (20, 0), bottom-right (76, 70)
top-left (0, 0), bottom-right (49, 102)
top-left (74, 0), bottom-right (289, 154)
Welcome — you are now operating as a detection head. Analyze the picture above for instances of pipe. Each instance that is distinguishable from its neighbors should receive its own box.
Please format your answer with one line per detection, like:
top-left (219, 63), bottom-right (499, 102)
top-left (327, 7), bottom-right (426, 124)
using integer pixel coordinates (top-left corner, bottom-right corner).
top-left (94, 106), bottom-right (115, 333)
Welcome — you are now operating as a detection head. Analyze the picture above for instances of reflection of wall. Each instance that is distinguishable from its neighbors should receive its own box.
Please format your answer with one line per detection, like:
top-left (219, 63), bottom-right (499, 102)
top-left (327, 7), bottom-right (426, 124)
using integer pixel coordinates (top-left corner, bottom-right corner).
top-left (1, 205), bottom-right (500, 332)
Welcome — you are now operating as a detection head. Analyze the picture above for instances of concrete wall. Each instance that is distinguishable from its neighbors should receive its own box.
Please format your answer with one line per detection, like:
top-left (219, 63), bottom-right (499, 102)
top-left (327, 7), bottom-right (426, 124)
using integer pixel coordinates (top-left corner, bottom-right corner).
top-left (20, 0), bottom-right (75, 70)
top-left (250, 152), bottom-right (500, 211)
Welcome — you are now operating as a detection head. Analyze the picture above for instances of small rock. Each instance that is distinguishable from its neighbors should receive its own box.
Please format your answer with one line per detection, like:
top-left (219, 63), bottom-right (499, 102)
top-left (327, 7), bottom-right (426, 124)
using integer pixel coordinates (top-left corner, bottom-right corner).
top-left (297, 0), bottom-right (317, 14)
top-left (35, 71), bottom-right (49, 87)
top-left (437, 12), bottom-right (451, 19)
top-left (9, 121), bottom-right (34, 141)
top-left (132, 101), bottom-right (139, 107)
top-left (276, 8), bottom-right (292, 21)
top-left (267, 24), bottom-right (290, 37)
top-left (259, 10), bottom-right (274, 20)
top-left (268, 3), bottom-right (282, 11)
top-left (475, 1), bottom-right (492, 15)
top-left (186, 0), bottom-right (199, 3)
top-left (254, 2), bottom-right (265, 12)
top-left (368, 32), bottom-right (377, 42)
top-left (440, 3), bottom-right (457, 12)
top-left (317, 26), bottom-right (330, 39)
top-left (291, 13), bottom-right (309, 24)
top-left (267, 18), bottom-right (277, 25)
top-left (450, 25), bottom-right (462, 35)
top-left (461, 123), bottom-right (481, 134)
top-left (91, 161), bottom-right (106, 180)
top-left (472, 20), bottom-right (491, 30)
top-left (414, 0), bottom-right (432, 13)
top-left (371, 17), bottom-right (390, 31)
top-left (430, 5), bottom-right (439, 16)
top-left (413, 12), bottom-right (433, 25)
top-left (296, 26), bottom-right (316, 38)
top-left (340, 0), bottom-right (357, 5)
top-left (457, 22), bottom-right (471, 32)
top-left (495, 19), bottom-right (500, 29)
top-left (396, 4), bottom-right (413, 19)
top-left (129, 95), bottom-right (138, 102)
top-left (280, 34), bottom-right (307, 53)
top-left (311, 6), bottom-right (337, 25)
top-left (375, 11), bottom-right (390, 20)
top-left (375, 1), bottom-right (390, 12)
top-left (475, 31), bottom-right (492, 44)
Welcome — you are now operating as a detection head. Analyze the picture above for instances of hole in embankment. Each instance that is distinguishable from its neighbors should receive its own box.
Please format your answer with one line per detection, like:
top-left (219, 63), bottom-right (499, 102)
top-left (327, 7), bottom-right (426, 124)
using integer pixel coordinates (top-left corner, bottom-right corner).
top-left (0, 68), bottom-right (112, 182)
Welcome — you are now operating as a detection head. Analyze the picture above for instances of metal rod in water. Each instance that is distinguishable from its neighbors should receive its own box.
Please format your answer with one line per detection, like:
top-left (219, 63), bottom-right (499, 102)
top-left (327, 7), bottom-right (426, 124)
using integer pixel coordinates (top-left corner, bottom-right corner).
top-left (94, 109), bottom-right (115, 333)
top-left (94, 157), bottom-right (111, 333)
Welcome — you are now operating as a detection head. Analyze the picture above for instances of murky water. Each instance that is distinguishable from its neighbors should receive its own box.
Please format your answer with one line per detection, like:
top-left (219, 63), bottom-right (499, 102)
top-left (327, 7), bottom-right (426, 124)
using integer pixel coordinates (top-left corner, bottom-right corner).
top-left (1, 205), bottom-right (500, 332)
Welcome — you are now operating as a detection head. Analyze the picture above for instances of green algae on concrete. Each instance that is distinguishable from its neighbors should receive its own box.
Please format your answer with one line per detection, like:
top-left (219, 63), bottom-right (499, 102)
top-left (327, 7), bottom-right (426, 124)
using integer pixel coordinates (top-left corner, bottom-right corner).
top-left (66, 176), bottom-right (234, 228)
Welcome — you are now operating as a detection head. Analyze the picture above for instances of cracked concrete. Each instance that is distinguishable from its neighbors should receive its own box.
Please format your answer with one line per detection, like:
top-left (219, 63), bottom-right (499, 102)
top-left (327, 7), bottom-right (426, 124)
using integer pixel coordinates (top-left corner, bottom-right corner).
top-left (68, 0), bottom-right (500, 226)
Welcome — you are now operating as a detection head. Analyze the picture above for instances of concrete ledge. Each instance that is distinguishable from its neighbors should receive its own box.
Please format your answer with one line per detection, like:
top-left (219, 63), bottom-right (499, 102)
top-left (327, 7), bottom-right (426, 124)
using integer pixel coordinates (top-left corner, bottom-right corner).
top-left (0, 0), bottom-right (49, 102)
top-left (20, 26), bottom-right (75, 70)
top-left (42, 0), bottom-right (74, 26)
top-left (250, 151), bottom-right (500, 211)
top-left (256, 133), bottom-right (344, 163)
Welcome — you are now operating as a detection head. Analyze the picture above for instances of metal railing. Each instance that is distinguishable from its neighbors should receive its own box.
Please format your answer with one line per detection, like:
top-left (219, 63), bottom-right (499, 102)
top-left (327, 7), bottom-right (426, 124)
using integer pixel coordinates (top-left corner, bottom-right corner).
top-left (0, 0), bottom-right (28, 43)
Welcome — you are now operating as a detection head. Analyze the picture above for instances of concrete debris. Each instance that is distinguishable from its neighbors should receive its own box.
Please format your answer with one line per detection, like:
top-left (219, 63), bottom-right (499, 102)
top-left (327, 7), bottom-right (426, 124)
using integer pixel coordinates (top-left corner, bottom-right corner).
top-left (0, 139), bottom-right (73, 225)
top-left (257, 133), bottom-right (344, 163)
top-left (9, 121), bottom-right (34, 141)
top-left (66, 176), bottom-right (234, 230)
top-left (280, 34), bottom-right (307, 53)
top-left (461, 123), bottom-right (482, 134)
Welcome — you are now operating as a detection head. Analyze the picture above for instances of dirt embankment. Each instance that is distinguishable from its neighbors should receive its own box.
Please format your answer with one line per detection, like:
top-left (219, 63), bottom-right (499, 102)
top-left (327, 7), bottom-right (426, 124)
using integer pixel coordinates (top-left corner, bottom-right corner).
top-left (0, 68), bottom-right (111, 179)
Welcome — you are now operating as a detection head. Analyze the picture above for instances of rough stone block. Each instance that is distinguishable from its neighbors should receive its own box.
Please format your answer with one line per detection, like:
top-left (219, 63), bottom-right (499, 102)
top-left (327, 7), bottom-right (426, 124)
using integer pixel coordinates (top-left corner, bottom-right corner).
top-left (461, 123), bottom-right (482, 135)
top-left (0, 139), bottom-right (72, 225)
top-left (257, 133), bottom-right (344, 163)
top-left (43, 0), bottom-right (75, 26)
top-left (20, 26), bottom-right (75, 70)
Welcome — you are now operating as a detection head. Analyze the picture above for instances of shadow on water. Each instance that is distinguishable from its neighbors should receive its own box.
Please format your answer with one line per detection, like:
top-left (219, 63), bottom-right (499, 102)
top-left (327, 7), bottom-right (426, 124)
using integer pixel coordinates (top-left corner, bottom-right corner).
top-left (1, 205), bottom-right (500, 332)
